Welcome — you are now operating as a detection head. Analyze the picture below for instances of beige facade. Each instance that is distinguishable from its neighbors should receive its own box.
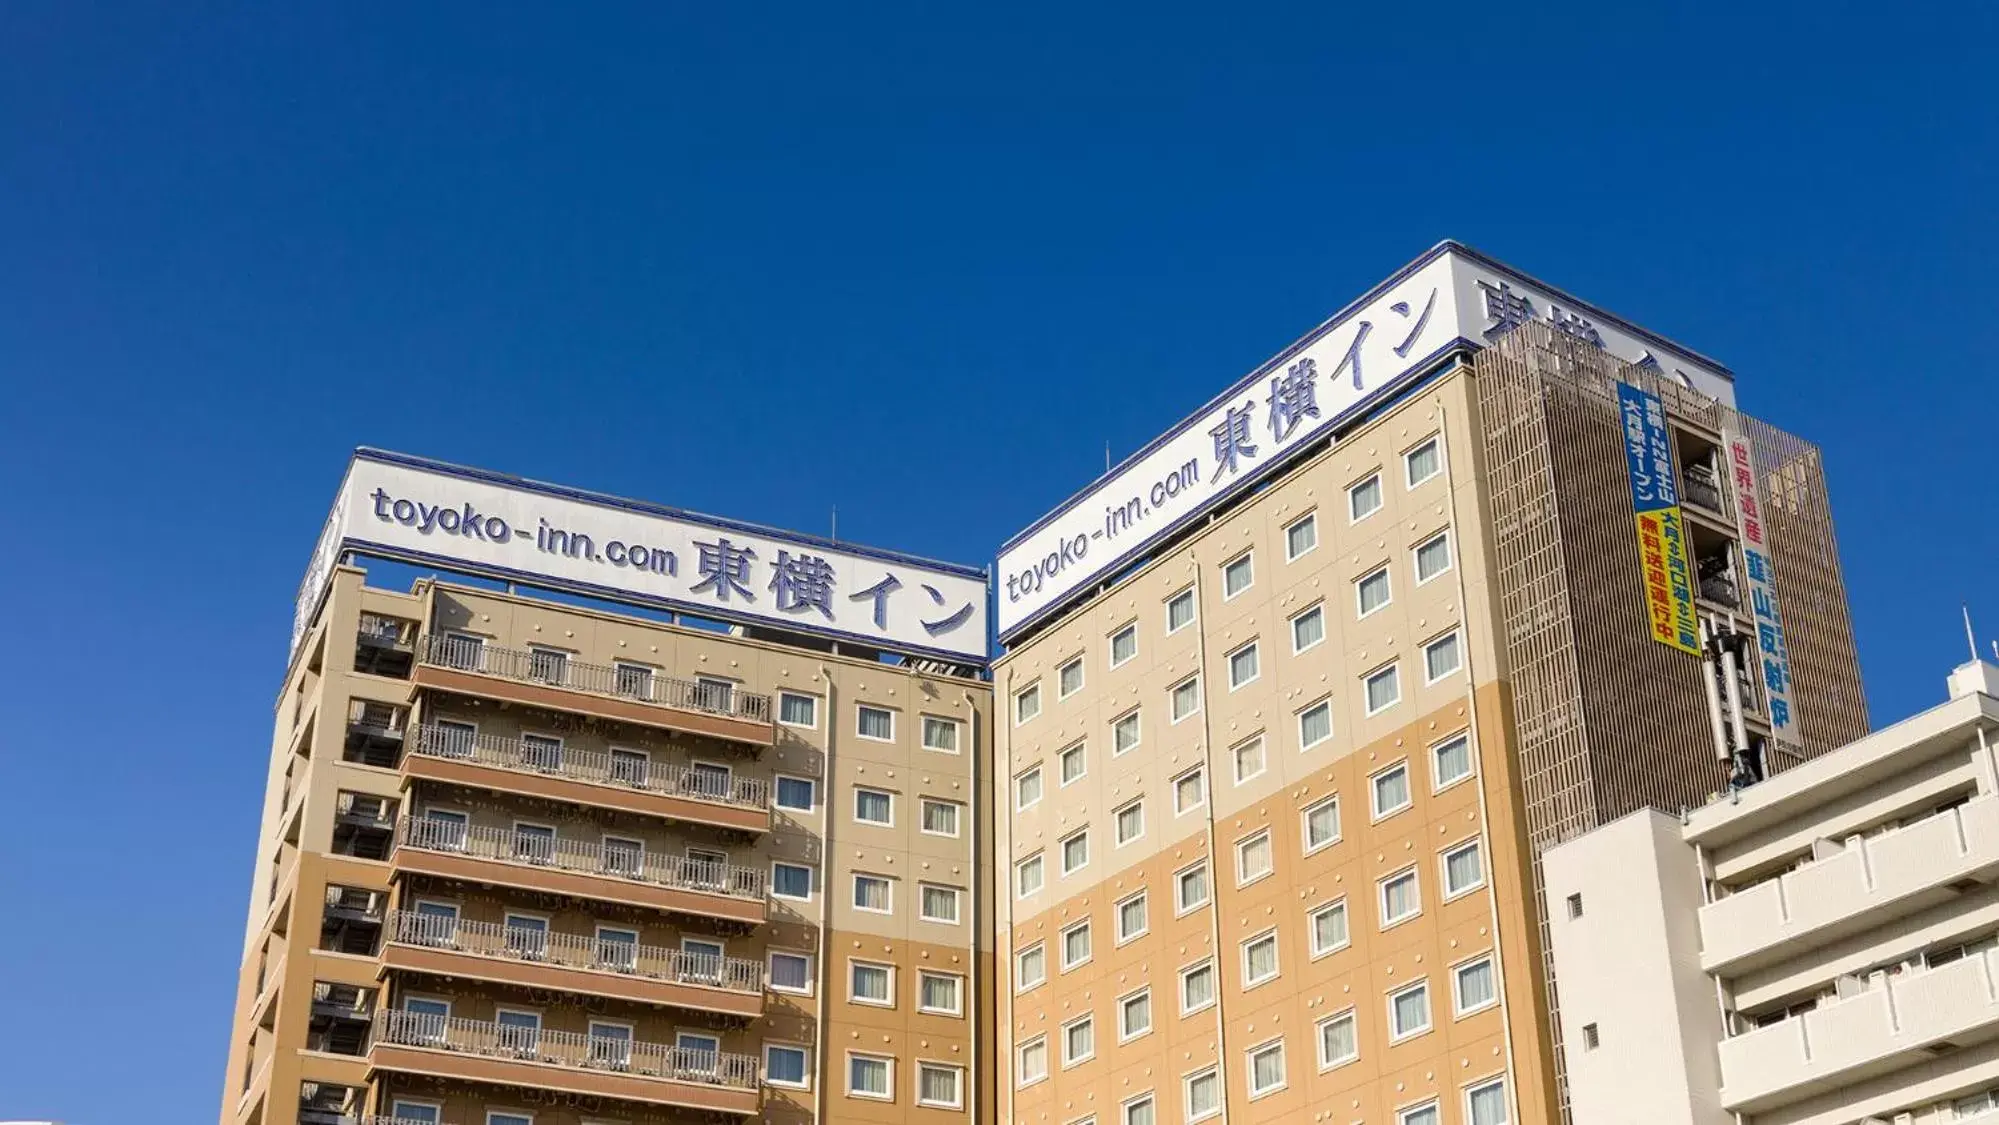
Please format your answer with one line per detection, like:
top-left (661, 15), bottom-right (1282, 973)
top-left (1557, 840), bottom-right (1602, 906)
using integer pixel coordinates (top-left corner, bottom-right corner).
top-left (220, 566), bottom-right (995, 1125)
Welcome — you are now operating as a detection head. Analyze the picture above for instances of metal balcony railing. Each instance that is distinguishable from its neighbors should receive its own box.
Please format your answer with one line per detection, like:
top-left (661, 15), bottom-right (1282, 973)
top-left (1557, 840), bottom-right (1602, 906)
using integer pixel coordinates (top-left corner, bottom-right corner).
top-left (1700, 572), bottom-right (1741, 608)
top-left (395, 818), bottom-right (769, 903)
top-left (1682, 468), bottom-right (1727, 515)
top-left (358, 614), bottom-right (415, 646)
top-left (411, 725), bottom-right (770, 812)
top-left (385, 910), bottom-right (765, 994)
top-left (419, 635), bottom-right (771, 725)
top-left (373, 1009), bottom-right (761, 1090)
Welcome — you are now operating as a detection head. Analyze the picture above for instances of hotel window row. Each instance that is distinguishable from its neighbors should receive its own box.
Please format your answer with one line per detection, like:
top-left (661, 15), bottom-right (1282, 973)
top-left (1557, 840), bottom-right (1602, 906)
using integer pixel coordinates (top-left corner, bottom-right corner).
top-left (850, 872), bottom-right (966, 924)
top-left (845, 960), bottom-right (968, 1015)
top-left (775, 692), bottom-right (964, 750)
top-left (841, 1051), bottom-right (967, 1109)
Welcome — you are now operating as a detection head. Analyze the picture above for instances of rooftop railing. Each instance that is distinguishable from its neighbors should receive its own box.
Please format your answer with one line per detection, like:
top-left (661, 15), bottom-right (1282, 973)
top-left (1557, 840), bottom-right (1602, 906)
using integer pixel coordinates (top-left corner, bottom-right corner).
top-left (411, 724), bottom-right (769, 812)
top-left (395, 818), bottom-right (769, 904)
top-left (385, 910), bottom-right (765, 994)
top-left (419, 635), bottom-right (771, 725)
top-left (373, 1009), bottom-right (761, 1091)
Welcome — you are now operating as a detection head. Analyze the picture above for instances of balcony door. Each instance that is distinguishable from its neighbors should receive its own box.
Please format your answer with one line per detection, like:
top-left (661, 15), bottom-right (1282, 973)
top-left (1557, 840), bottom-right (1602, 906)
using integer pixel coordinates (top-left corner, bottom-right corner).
top-left (602, 835), bottom-right (646, 879)
top-left (675, 1030), bottom-right (721, 1075)
top-left (681, 937), bottom-right (725, 986)
top-left (402, 996), bottom-right (450, 1045)
top-left (390, 1100), bottom-right (441, 1125)
top-left (610, 747), bottom-right (650, 788)
top-left (690, 760), bottom-right (733, 802)
top-left (589, 1019), bottom-right (634, 1070)
top-left (429, 719), bottom-right (477, 760)
top-left (420, 808), bottom-right (469, 851)
top-left (411, 900), bottom-right (460, 948)
top-left (595, 926), bottom-right (640, 973)
top-left (686, 847), bottom-right (729, 892)
top-left (504, 912), bottom-right (549, 961)
top-left (495, 1007), bottom-right (541, 1058)
top-left (512, 821), bottom-right (556, 864)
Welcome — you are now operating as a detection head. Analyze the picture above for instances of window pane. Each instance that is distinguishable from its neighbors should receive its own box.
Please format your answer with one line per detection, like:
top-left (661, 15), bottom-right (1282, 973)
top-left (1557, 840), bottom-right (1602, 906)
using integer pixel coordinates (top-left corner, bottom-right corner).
top-left (1383, 872), bottom-right (1418, 921)
top-left (770, 952), bottom-right (811, 991)
top-left (1402, 1105), bottom-right (1440, 1125)
top-left (779, 693), bottom-right (816, 726)
top-left (1358, 568), bottom-right (1391, 615)
top-left (1117, 803), bottom-right (1145, 843)
top-left (851, 1055), bottom-right (887, 1094)
top-left (923, 800), bottom-right (959, 835)
top-left (1469, 1081), bottom-right (1509, 1125)
top-left (1111, 625), bottom-right (1138, 665)
top-left (1426, 633), bottom-right (1462, 681)
top-left (1457, 958), bottom-right (1495, 1011)
top-left (1016, 685), bottom-right (1041, 723)
top-left (1016, 856), bottom-right (1043, 896)
top-left (1312, 902), bottom-right (1349, 953)
top-left (1299, 701), bottom-right (1333, 748)
top-left (1416, 533), bottom-right (1452, 581)
top-left (1178, 864), bottom-right (1210, 910)
top-left (1114, 713), bottom-right (1141, 753)
top-left (852, 964), bottom-right (889, 1002)
top-left (1061, 743), bottom-right (1088, 782)
top-left (1408, 440), bottom-right (1441, 484)
top-left (1065, 1018), bottom-right (1093, 1060)
top-left (773, 863), bottom-right (811, 898)
top-left (1350, 475), bottom-right (1382, 520)
top-left (1392, 984), bottom-right (1430, 1035)
top-left (1245, 936), bottom-right (1277, 981)
top-left (1223, 554), bottom-right (1253, 596)
top-left (1183, 963), bottom-right (1214, 1009)
top-left (1320, 1012), bottom-right (1357, 1064)
top-left (1188, 1070), bottom-right (1219, 1115)
top-left (1435, 734), bottom-right (1472, 784)
top-left (767, 1045), bottom-right (807, 1085)
top-left (1238, 833), bottom-right (1272, 881)
top-left (854, 876), bottom-right (890, 912)
top-left (1287, 515), bottom-right (1318, 558)
top-left (1121, 991), bottom-right (1151, 1036)
top-left (1306, 799), bottom-right (1340, 847)
top-left (1367, 665), bottom-right (1401, 712)
top-left (1172, 678), bottom-right (1201, 719)
top-left (1063, 832), bottom-right (1089, 872)
top-left (775, 776), bottom-right (814, 811)
top-left (1168, 590), bottom-right (1196, 631)
top-left (1292, 606), bottom-right (1325, 651)
top-left (1446, 842), bottom-right (1484, 894)
top-left (1234, 738), bottom-right (1266, 782)
top-left (1119, 894), bottom-right (1148, 937)
top-left (922, 716), bottom-right (960, 752)
top-left (1251, 1044), bottom-right (1285, 1091)
top-left (1019, 1040), bottom-right (1047, 1081)
top-left (1175, 769), bottom-right (1205, 812)
top-left (1064, 924), bottom-right (1091, 965)
top-left (1060, 659), bottom-right (1084, 697)
top-left (1016, 767), bottom-right (1043, 807)
top-left (1125, 1096), bottom-right (1156, 1125)
top-left (920, 1064), bottom-right (961, 1106)
top-left (922, 885), bottom-right (960, 922)
top-left (858, 706), bottom-right (893, 740)
top-left (1374, 766), bottom-right (1410, 814)
top-left (1017, 945), bottom-right (1045, 986)
top-left (1229, 644), bottom-right (1259, 687)
top-left (921, 973), bottom-right (960, 1012)
top-left (855, 789), bottom-right (891, 824)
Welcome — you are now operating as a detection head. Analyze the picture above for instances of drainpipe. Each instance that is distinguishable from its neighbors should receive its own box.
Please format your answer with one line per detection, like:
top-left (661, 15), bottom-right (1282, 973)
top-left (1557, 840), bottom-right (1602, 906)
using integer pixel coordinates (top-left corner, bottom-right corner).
top-left (997, 664), bottom-right (1017, 1125)
top-left (812, 663), bottom-right (835, 1125)
top-left (1188, 557), bottom-right (1232, 1125)
top-left (965, 687), bottom-right (984, 1125)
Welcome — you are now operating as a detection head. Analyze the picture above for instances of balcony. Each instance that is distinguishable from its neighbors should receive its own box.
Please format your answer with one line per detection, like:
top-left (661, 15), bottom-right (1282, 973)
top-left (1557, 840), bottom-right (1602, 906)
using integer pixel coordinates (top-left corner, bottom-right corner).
top-left (1701, 799), bottom-right (1999, 973)
top-left (379, 910), bottom-right (764, 1019)
top-left (355, 614), bottom-right (418, 678)
top-left (1682, 465), bottom-right (1729, 518)
top-left (369, 1010), bottom-right (761, 1116)
top-left (403, 725), bottom-right (769, 835)
top-left (413, 635), bottom-right (774, 749)
top-left (345, 701), bottom-right (407, 768)
top-left (390, 819), bottom-right (768, 926)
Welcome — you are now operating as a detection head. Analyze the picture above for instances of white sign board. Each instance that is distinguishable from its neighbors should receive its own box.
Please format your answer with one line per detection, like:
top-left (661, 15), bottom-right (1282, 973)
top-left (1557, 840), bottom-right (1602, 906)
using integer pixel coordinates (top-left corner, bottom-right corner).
top-left (1722, 430), bottom-right (1800, 752)
top-left (996, 241), bottom-right (1736, 640)
top-left (291, 451), bottom-right (990, 663)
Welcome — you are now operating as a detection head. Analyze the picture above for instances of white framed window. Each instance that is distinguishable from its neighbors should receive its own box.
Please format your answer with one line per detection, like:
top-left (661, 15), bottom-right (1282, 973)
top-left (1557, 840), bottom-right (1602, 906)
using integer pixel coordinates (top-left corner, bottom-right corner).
top-left (1246, 1039), bottom-right (1287, 1097)
top-left (1116, 890), bottom-right (1149, 942)
top-left (1380, 868), bottom-right (1421, 927)
top-left (1317, 1008), bottom-right (1358, 1069)
top-left (1015, 942), bottom-right (1046, 991)
top-left (1173, 766), bottom-right (1206, 814)
top-left (527, 644), bottom-right (570, 684)
top-left (1466, 1077), bottom-right (1510, 1125)
top-left (1060, 741), bottom-right (1088, 785)
top-left (921, 715), bottom-right (961, 754)
top-left (774, 774), bottom-right (816, 813)
top-left (918, 970), bottom-right (964, 1015)
top-left (1112, 710), bottom-right (1142, 755)
top-left (853, 786), bottom-right (894, 826)
top-left (1179, 959), bottom-right (1216, 1013)
top-left (1443, 838), bottom-right (1485, 898)
top-left (1166, 588), bottom-right (1197, 633)
top-left (853, 874), bottom-right (894, 914)
top-left (1309, 899), bottom-right (1350, 957)
top-left (917, 1061), bottom-right (964, 1109)
top-left (1110, 622), bottom-right (1139, 668)
top-left (1424, 630), bottom-right (1463, 684)
top-left (1233, 735), bottom-right (1267, 784)
top-left (1454, 955), bottom-right (1497, 1015)
top-left (1059, 656), bottom-right (1086, 699)
top-left (1297, 698), bottom-right (1333, 750)
top-left (1433, 732), bottom-right (1473, 789)
top-left (919, 883), bottom-right (962, 925)
top-left (920, 797), bottom-right (962, 838)
top-left (765, 1042), bottom-right (811, 1088)
top-left (1349, 472), bottom-right (1383, 522)
top-left (1241, 930), bottom-right (1279, 987)
top-left (1356, 565), bottom-right (1392, 618)
top-left (1014, 683), bottom-right (1042, 726)
top-left (1170, 675), bottom-right (1202, 722)
top-left (771, 861), bottom-right (813, 901)
top-left (1061, 829), bottom-right (1090, 875)
top-left (1291, 603), bottom-right (1326, 653)
top-left (1122, 1092), bottom-right (1156, 1125)
top-left (1061, 920), bottom-right (1092, 970)
top-left (850, 960), bottom-right (893, 1006)
top-left (1285, 512), bottom-right (1319, 560)
top-left (1119, 987), bottom-right (1153, 1041)
top-left (1015, 765), bottom-right (1043, 810)
top-left (1365, 662), bottom-right (1402, 716)
top-left (856, 705), bottom-right (895, 742)
top-left (778, 691), bottom-right (819, 728)
top-left (1372, 761), bottom-right (1412, 818)
top-left (1176, 861), bottom-right (1211, 913)
top-left (1227, 640), bottom-right (1260, 690)
top-left (1406, 436), bottom-right (1442, 488)
top-left (1415, 530), bottom-right (1453, 584)
top-left (1062, 1014), bottom-right (1095, 1067)
top-left (1222, 551), bottom-right (1255, 599)
top-left (1236, 829), bottom-right (1273, 885)
top-left (1184, 1067), bottom-right (1221, 1122)
top-left (390, 1100), bottom-right (444, 1125)
top-left (847, 1052), bottom-right (892, 1100)
top-left (1399, 1101), bottom-right (1441, 1125)
top-left (1015, 853), bottom-right (1044, 898)
top-left (1389, 979), bottom-right (1432, 1040)
top-left (1115, 799), bottom-right (1146, 846)
top-left (1303, 795), bottom-right (1341, 852)
top-left (768, 950), bottom-right (813, 994)
top-left (1016, 1036), bottom-right (1049, 1087)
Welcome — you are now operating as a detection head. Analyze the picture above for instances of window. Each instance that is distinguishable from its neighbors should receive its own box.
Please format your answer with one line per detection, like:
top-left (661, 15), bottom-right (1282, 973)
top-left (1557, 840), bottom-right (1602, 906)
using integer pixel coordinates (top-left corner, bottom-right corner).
top-left (1467, 1079), bottom-right (1510, 1125)
top-left (1454, 955), bottom-right (1496, 1015)
top-left (1117, 891), bottom-right (1149, 941)
top-left (1060, 741), bottom-right (1088, 785)
top-left (608, 746), bottom-right (649, 787)
top-left (857, 705), bottom-right (894, 741)
top-left (917, 1062), bottom-right (963, 1109)
top-left (695, 676), bottom-right (736, 712)
top-left (528, 645), bottom-right (569, 684)
top-left (1424, 631), bottom-right (1463, 684)
top-left (1443, 839), bottom-right (1485, 898)
top-left (850, 961), bottom-right (893, 1005)
top-left (921, 715), bottom-right (961, 753)
top-left (1119, 988), bottom-right (1153, 1040)
top-left (1115, 800), bottom-right (1146, 845)
top-left (1236, 830), bottom-right (1273, 885)
top-left (615, 661), bottom-right (654, 699)
top-left (1433, 733), bottom-right (1473, 788)
top-left (1399, 1102), bottom-right (1440, 1125)
top-left (1304, 796), bottom-right (1341, 852)
top-left (1166, 588), bottom-right (1197, 633)
top-left (1176, 862), bottom-right (1211, 913)
top-left (1310, 900), bottom-right (1350, 956)
top-left (1061, 921), bottom-right (1092, 969)
top-left (1291, 604), bottom-right (1326, 653)
top-left (1016, 1037), bottom-right (1049, 1086)
top-left (1365, 663), bottom-right (1402, 714)
top-left (1406, 437), bottom-right (1442, 487)
top-left (920, 883), bottom-right (962, 925)
top-left (1390, 980), bottom-right (1432, 1039)
top-left (921, 798), bottom-right (961, 837)
top-left (1227, 641), bottom-right (1260, 689)
top-left (1356, 566), bottom-right (1392, 617)
top-left (1016, 943), bottom-right (1046, 990)
top-left (1174, 767), bottom-right (1206, 814)
top-left (1015, 766), bottom-right (1043, 810)
top-left (1566, 892), bottom-right (1585, 920)
top-left (1298, 699), bottom-right (1333, 750)
top-left (1581, 1022), bottom-right (1599, 1049)
top-left (1170, 676), bottom-right (1202, 722)
top-left (390, 1102), bottom-right (441, 1125)
top-left (775, 775), bottom-right (816, 812)
top-left (769, 951), bottom-right (813, 994)
top-left (1112, 710), bottom-right (1141, 755)
top-left (1180, 960), bottom-right (1216, 1012)
top-left (1415, 530), bottom-right (1453, 584)
top-left (1062, 1015), bottom-right (1095, 1066)
top-left (1381, 869), bottom-right (1421, 926)
top-left (1247, 1039), bottom-right (1286, 1097)
top-left (772, 862), bottom-right (813, 901)
top-left (1242, 931), bottom-right (1279, 986)
top-left (854, 787), bottom-right (893, 826)
top-left (1123, 1093), bottom-right (1156, 1125)
top-left (1233, 736), bottom-right (1267, 784)
top-left (1059, 656), bottom-right (1085, 699)
top-left (1185, 1068), bottom-right (1221, 1121)
top-left (765, 1043), bottom-right (810, 1088)
top-left (1061, 830), bottom-right (1090, 875)
top-left (853, 874), bottom-right (893, 914)
top-left (848, 1052), bottom-right (891, 1099)
top-left (778, 692), bottom-right (818, 728)
top-left (1317, 1008), bottom-right (1358, 1068)
top-left (1286, 512), bottom-right (1318, 559)
top-left (1372, 762), bottom-right (1412, 818)
top-left (1222, 552), bottom-right (1254, 598)
top-left (1015, 853), bottom-right (1045, 898)
top-left (1349, 473), bottom-right (1383, 521)
top-left (918, 970), bottom-right (963, 1015)
top-left (1110, 623), bottom-right (1138, 667)
top-left (1014, 683), bottom-right (1042, 725)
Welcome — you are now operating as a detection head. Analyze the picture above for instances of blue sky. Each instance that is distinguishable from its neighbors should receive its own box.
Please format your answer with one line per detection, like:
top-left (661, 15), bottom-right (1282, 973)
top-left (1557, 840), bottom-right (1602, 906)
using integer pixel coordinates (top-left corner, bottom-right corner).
top-left (2, 3), bottom-right (1995, 1120)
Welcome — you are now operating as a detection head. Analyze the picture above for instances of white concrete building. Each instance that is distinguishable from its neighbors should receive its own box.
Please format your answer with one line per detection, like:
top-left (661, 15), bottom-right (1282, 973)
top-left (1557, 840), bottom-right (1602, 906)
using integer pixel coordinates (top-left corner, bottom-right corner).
top-left (1545, 660), bottom-right (1999, 1125)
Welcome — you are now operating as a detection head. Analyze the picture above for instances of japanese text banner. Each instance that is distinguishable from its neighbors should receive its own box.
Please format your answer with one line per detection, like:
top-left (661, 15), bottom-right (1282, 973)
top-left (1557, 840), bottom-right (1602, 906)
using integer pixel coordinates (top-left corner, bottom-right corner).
top-left (1724, 430), bottom-right (1799, 748)
top-left (1617, 383), bottom-right (1700, 655)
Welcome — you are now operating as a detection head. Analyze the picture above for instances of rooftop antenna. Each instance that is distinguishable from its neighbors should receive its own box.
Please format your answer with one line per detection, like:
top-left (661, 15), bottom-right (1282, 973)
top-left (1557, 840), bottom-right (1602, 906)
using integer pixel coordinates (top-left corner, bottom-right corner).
top-left (1105, 441), bottom-right (1112, 474)
top-left (831, 506), bottom-right (838, 543)
top-left (1966, 603), bottom-right (1981, 663)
